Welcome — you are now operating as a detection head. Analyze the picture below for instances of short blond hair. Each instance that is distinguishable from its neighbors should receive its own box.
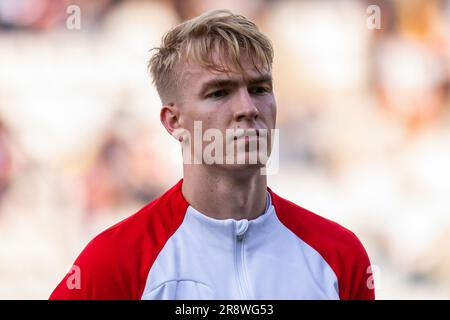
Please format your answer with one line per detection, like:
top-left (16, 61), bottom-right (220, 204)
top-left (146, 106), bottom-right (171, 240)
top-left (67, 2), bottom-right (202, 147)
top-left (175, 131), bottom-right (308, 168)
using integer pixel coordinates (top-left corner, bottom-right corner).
top-left (148, 9), bottom-right (274, 104)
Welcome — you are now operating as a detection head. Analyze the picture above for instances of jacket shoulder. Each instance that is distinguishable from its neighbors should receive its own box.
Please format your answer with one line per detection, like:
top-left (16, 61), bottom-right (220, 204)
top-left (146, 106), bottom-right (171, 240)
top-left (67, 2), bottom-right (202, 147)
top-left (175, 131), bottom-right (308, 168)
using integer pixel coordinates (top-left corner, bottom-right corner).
top-left (269, 188), bottom-right (375, 300)
top-left (50, 179), bottom-right (188, 300)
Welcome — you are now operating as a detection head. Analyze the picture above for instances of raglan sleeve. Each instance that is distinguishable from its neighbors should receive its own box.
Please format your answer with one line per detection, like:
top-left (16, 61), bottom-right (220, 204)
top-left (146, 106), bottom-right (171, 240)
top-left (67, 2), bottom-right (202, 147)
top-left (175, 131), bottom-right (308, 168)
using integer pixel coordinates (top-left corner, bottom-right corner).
top-left (340, 231), bottom-right (376, 300)
top-left (49, 232), bottom-right (132, 300)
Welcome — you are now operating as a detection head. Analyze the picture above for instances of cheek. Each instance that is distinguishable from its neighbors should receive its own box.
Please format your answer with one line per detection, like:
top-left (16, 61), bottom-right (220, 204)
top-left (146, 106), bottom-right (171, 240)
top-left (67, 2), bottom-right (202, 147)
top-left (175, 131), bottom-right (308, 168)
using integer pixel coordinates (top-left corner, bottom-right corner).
top-left (272, 101), bottom-right (277, 123)
top-left (259, 96), bottom-right (277, 124)
top-left (180, 102), bottom-right (206, 125)
top-left (202, 102), bottom-right (232, 124)
top-left (184, 106), bottom-right (223, 133)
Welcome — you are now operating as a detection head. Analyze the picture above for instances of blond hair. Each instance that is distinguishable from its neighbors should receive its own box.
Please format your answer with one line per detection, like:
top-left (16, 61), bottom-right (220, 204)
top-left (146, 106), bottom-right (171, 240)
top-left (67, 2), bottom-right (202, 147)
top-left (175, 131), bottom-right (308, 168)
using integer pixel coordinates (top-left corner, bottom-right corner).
top-left (148, 9), bottom-right (273, 104)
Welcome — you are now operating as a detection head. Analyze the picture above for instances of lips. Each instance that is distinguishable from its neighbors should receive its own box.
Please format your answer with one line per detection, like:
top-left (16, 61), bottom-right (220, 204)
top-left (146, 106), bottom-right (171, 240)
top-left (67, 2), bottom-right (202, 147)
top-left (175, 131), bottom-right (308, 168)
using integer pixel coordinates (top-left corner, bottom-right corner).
top-left (233, 129), bottom-right (260, 140)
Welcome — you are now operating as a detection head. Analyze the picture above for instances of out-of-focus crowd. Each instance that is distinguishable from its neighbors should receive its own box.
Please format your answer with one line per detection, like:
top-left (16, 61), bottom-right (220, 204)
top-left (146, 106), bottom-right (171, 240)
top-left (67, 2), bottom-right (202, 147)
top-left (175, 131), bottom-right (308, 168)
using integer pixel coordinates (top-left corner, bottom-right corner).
top-left (0, 0), bottom-right (449, 299)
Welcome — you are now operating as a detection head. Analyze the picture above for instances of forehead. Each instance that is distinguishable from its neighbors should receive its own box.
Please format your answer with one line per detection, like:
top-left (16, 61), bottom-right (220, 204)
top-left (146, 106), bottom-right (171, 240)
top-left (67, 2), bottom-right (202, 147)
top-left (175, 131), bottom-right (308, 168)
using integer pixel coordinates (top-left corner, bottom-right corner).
top-left (181, 57), bottom-right (271, 91)
top-left (182, 64), bottom-right (271, 91)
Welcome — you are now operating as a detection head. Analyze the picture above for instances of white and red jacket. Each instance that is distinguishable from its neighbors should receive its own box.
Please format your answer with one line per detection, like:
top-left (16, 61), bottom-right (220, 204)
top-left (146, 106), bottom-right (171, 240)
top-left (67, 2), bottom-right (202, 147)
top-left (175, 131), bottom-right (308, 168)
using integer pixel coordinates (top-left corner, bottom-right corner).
top-left (50, 179), bottom-right (375, 300)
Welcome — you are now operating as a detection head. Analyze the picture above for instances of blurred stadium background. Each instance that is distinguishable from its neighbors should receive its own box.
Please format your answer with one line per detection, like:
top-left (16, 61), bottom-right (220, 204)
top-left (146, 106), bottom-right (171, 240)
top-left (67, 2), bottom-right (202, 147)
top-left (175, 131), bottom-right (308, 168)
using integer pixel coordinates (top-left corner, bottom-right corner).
top-left (0, 0), bottom-right (449, 299)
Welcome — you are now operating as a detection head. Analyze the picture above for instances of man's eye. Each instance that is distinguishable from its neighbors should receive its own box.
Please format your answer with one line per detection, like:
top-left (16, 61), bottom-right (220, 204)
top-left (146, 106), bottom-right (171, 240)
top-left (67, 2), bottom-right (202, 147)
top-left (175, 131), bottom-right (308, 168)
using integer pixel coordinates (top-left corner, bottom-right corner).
top-left (249, 86), bottom-right (270, 95)
top-left (206, 90), bottom-right (228, 99)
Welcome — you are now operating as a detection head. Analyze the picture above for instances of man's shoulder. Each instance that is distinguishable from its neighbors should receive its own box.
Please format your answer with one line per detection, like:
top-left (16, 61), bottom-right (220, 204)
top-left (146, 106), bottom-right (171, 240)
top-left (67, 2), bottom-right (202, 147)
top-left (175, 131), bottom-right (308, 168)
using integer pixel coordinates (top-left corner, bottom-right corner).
top-left (269, 188), bottom-right (374, 299)
top-left (269, 188), bottom-right (358, 246)
top-left (88, 179), bottom-right (188, 254)
top-left (49, 180), bottom-right (187, 299)
top-left (269, 188), bottom-right (370, 268)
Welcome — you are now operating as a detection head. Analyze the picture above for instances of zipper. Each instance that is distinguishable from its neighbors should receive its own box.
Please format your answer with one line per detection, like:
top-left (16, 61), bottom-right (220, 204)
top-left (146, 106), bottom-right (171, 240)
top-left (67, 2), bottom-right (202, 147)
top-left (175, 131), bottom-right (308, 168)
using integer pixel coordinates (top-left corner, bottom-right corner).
top-left (235, 220), bottom-right (251, 299)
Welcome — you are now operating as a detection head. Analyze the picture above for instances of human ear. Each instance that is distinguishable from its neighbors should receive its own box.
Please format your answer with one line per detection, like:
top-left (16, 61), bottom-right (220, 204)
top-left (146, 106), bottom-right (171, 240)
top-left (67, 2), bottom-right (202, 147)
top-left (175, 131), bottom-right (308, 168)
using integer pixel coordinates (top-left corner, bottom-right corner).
top-left (160, 103), bottom-right (183, 141)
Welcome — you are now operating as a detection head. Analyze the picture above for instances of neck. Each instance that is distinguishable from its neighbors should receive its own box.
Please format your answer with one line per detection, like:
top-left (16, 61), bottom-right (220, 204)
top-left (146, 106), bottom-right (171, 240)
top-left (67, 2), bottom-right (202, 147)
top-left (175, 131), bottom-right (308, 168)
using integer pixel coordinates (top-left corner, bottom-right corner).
top-left (182, 165), bottom-right (268, 220)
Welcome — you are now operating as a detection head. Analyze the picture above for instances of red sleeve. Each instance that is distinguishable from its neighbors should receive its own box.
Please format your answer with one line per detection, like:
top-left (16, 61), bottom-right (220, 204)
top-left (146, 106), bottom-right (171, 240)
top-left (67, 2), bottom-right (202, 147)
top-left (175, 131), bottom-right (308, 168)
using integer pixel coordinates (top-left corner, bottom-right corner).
top-left (50, 179), bottom-right (188, 300)
top-left (49, 231), bottom-right (135, 300)
top-left (335, 230), bottom-right (375, 300)
top-left (269, 188), bottom-right (375, 300)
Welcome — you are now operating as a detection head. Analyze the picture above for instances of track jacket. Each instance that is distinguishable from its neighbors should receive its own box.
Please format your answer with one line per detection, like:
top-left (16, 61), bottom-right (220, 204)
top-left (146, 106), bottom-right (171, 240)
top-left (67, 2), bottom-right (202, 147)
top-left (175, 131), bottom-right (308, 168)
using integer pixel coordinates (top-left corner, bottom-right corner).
top-left (50, 179), bottom-right (375, 300)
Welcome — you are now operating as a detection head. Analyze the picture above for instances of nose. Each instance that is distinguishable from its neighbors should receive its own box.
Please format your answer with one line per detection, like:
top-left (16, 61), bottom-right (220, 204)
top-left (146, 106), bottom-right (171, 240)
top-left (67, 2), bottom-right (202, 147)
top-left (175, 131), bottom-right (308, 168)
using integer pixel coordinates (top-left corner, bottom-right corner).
top-left (233, 88), bottom-right (259, 122)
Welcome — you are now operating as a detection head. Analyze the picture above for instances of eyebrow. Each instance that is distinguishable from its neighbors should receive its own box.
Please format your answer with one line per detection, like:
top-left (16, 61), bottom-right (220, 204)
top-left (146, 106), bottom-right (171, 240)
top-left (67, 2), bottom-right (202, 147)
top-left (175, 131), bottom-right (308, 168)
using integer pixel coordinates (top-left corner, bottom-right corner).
top-left (198, 74), bottom-right (273, 97)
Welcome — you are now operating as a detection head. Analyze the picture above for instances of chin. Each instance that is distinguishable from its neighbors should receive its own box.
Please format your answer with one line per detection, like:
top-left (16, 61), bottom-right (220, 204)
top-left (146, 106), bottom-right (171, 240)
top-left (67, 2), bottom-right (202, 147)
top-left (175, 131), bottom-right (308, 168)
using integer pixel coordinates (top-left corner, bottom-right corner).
top-left (216, 159), bottom-right (267, 173)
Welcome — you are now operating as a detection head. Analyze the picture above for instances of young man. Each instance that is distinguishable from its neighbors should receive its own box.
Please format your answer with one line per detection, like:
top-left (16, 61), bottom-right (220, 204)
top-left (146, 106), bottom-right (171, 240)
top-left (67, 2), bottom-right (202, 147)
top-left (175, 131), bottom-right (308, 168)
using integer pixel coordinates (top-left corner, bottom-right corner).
top-left (50, 10), bottom-right (375, 300)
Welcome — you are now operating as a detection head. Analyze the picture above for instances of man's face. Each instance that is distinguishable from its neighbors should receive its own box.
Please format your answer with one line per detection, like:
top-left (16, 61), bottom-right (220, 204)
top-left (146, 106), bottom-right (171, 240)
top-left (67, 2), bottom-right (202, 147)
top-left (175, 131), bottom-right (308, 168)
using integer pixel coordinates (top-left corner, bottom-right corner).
top-left (175, 56), bottom-right (277, 170)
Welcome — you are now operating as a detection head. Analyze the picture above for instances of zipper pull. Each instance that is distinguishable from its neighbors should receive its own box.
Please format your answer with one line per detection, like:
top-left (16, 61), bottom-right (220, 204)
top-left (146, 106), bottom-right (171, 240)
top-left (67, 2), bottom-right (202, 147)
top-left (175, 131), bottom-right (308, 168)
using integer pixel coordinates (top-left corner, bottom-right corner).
top-left (235, 219), bottom-right (249, 241)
